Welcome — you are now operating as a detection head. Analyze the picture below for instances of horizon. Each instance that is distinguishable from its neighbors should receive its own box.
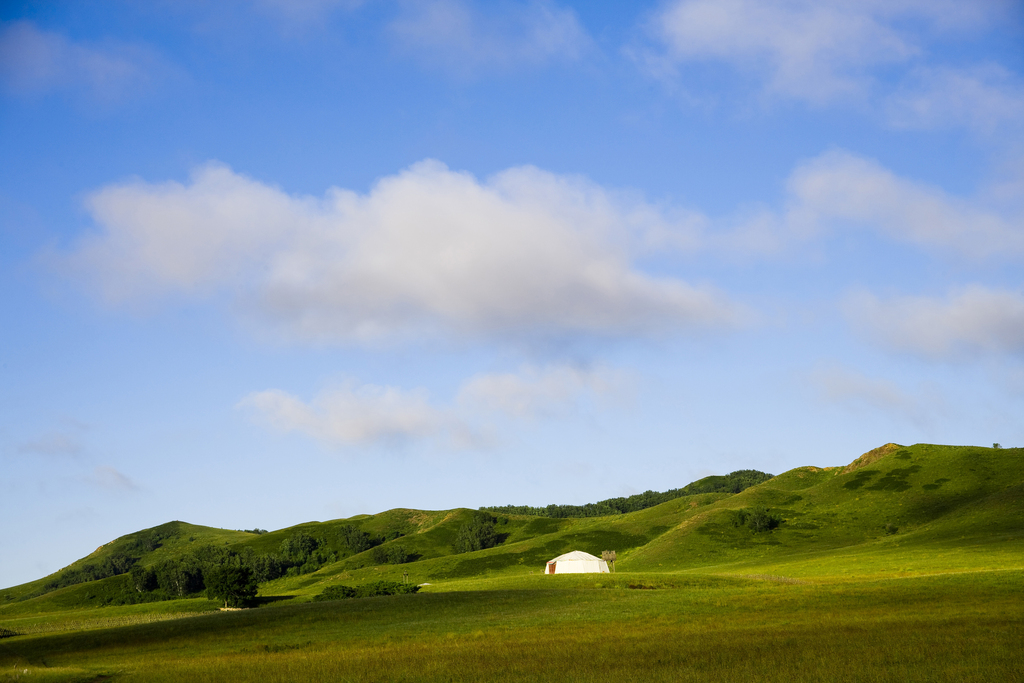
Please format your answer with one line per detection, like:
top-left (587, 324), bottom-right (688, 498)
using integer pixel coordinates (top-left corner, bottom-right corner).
top-left (2, 1), bottom-right (1022, 589)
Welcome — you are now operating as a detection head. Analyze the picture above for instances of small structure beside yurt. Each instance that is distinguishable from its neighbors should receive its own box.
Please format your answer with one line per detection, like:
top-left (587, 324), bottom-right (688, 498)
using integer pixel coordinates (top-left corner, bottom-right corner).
top-left (544, 550), bottom-right (609, 574)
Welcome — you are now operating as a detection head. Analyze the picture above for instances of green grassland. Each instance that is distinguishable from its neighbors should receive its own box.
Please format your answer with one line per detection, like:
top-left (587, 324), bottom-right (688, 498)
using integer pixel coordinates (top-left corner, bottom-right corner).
top-left (2, 443), bottom-right (1022, 682)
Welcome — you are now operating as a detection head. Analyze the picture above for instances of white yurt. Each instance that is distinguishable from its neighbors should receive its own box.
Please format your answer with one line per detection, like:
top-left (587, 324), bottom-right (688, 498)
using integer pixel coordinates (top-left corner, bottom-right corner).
top-left (543, 550), bottom-right (609, 574)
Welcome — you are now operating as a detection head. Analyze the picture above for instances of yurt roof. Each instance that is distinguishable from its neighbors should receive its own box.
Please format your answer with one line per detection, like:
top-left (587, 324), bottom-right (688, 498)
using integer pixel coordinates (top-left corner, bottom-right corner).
top-left (548, 550), bottom-right (601, 563)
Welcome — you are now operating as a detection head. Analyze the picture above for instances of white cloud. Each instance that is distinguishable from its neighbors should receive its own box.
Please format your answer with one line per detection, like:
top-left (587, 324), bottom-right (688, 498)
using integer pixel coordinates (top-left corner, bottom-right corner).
top-left (239, 383), bottom-right (452, 446)
top-left (644, 0), bottom-right (1014, 108)
top-left (241, 363), bottom-right (627, 447)
top-left (66, 160), bottom-right (741, 343)
top-left (0, 21), bottom-right (169, 103)
top-left (389, 0), bottom-right (590, 73)
top-left (845, 286), bottom-right (1024, 359)
top-left (731, 149), bottom-right (1024, 259)
top-left (785, 150), bottom-right (1024, 257)
top-left (458, 364), bottom-right (626, 418)
top-left (809, 363), bottom-right (934, 424)
top-left (886, 65), bottom-right (1024, 132)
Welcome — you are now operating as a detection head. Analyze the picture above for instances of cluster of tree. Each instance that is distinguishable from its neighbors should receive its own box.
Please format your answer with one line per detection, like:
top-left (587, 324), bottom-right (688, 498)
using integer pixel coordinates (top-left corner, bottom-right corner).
top-left (731, 506), bottom-right (782, 533)
top-left (680, 470), bottom-right (776, 495)
top-left (338, 525), bottom-right (376, 553)
top-left (313, 580), bottom-right (419, 602)
top-left (204, 565), bottom-right (258, 608)
top-left (336, 524), bottom-right (415, 564)
top-left (120, 529), bottom-right (342, 606)
top-left (453, 511), bottom-right (503, 553)
top-left (126, 555), bottom-right (259, 608)
top-left (41, 524), bottom-right (181, 594)
top-left (43, 553), bottom-right (136, 592)
top-left (279, 531), bottom-right (338, 575)
top-left (242, 528), bottom-right (269, 535)
top-left (370, 545), bottom-right (412, 564)
top-left (120, 526), bottom-right (175, 555)
top-left (485, 470), bottom-right (775, 518)
top-left (125, 544), bottom-right (276, 601)
top-left (40, 521), bottom-right (419, 606)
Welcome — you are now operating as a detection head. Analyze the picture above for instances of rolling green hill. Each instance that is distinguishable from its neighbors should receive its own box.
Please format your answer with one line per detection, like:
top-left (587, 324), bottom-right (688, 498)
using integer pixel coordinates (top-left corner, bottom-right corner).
top-left (1, 443), bottom-right (1022, 683)
top-left (3, 443), bottom-right (1021, 613)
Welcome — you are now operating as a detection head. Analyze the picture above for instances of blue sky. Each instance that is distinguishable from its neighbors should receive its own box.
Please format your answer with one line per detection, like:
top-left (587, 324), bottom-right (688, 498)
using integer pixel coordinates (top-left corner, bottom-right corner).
top-left (2, 0), bottom-right (1022, 588)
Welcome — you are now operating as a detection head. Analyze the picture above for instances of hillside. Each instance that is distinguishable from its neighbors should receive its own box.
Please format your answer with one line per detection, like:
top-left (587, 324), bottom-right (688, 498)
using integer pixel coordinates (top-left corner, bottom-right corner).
top-left (2, 443), bottom-right (1022, 617)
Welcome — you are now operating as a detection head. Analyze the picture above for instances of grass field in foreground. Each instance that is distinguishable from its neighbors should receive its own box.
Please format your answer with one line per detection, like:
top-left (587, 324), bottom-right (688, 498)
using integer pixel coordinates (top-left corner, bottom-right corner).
top-left (1, 570), bottom-right (1021, 682)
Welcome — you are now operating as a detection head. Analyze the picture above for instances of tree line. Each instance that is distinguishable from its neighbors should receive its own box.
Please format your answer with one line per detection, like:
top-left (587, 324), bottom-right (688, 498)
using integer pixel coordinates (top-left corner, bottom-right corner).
top-left (484, 470), bottom-right (775, 518)
top-left (41, 526), bottom-right (177, 593)
top-left (34, 522), bottom-right (416, 605)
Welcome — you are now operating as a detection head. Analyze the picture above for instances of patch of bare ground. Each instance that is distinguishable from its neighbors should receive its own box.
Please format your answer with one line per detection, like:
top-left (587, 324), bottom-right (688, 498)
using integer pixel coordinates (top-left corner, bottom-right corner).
top-left (842, 443), bottom-right (902, 474)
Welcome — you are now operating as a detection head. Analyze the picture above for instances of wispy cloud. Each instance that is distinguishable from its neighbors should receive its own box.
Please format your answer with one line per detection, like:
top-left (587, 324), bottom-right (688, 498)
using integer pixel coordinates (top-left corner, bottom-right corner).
top-left (781, 150), bottom-right (1024, 258)
top-left (717, 149), bottom-right (1024, 259)
top-left (646, 0), bottom-right (915, 103)
top-left (809, 362), bottom-right (937, 425)
top-left (239, 383), bottom-right (454, 447)
top-left (89, 465), bottom-right (139, 492)
top-left (885, 64), bottom-right (1024, 132)
top-left (844, 285), bottom-right (1024, 359)
top-left (63, 160), bottom-right (742, 344)
top-left (0, 20), bottom-right (174, 104)
top-left (638, 0), bottom-right (1020, 130)
top-left (240, 363), bottom-right (627, 448)
top-left (17, 432), bottom-right (83, 457)
top-left (458, 364), bottom-right (628, 418)
top-left (15, 419), bottom-right (90, 457)
top-left (389, 0), bottom-right (591, 74)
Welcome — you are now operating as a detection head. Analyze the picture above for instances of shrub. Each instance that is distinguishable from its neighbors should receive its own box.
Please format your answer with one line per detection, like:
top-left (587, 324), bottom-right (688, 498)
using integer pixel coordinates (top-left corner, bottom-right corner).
top-left (747, 506), bottom-right (781, 533)
top-left (357, 580), bottom-right (419, 597)
top-left (313, 581), bottom-right (419, 602)
top-left (313, 585), bottom-right (358, 601)
top-left (731, 507), bottom-right (781, 533)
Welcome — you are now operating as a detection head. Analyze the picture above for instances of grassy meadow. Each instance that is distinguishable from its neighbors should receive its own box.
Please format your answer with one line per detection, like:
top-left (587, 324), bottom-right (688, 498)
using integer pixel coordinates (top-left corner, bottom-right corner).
top-left (2, 443), bottom-right (1022, 681)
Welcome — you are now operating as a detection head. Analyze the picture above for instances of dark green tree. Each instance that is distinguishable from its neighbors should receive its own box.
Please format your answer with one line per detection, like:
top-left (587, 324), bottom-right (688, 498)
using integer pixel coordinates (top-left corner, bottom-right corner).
top-left (746, 506), bottom-right (781, 533)
top-left (129, 564), bottom-right (158, 592)
top-left (155, 555), bottom-right (203, 596)
top-left (370, 545), bottom-right (389, 565)
top-left (280, 531), bottom-right (320, 563)
top-left (204, 565), bottom-right (257, 608)
top-left (453, 511), bottom-right (499, 553)
top-left (340, 525), bottom-right (375, 553)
